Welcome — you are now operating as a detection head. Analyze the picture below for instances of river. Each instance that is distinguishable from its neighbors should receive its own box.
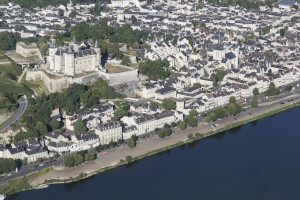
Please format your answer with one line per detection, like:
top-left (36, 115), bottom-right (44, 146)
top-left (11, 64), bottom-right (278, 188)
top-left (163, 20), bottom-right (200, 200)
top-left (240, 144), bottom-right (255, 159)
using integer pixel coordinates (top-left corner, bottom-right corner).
top-left (7, 107), bottom-right (300, 200)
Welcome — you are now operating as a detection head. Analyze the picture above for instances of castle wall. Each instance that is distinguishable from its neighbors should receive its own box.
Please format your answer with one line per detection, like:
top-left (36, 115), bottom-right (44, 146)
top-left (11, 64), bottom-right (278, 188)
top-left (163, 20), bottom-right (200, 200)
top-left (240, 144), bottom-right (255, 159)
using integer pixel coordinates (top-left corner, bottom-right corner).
top-left (16, 42), bottom-right (42, 59)
top-left (74, 54), bottom-right (96, 74)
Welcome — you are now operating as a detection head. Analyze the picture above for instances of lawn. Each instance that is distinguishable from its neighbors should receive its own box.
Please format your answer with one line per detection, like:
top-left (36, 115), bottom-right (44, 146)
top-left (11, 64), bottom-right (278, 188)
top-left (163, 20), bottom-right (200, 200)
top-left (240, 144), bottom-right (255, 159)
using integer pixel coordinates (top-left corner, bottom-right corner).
top-left (0, 60), bottom-right (33, 110)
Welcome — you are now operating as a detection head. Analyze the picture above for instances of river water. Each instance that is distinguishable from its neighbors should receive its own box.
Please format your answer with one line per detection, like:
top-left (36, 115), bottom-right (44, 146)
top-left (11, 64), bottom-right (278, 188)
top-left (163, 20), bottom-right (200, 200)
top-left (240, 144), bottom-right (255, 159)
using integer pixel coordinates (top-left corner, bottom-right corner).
top-left (7, 107), bottom-right (300, 200)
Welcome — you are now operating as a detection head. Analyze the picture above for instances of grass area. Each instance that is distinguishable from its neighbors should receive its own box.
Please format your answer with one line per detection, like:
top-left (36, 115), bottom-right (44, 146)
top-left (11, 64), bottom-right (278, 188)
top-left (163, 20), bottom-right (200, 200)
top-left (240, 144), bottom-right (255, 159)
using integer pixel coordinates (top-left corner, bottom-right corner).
top-left (21, 79), bottom-right (49, 96)
top-left (106, 63), bottom-right (131, 73)
top-left (0, 62), bottom-right (33, 110)
top-left (0, 167), bottom-right (52, 195)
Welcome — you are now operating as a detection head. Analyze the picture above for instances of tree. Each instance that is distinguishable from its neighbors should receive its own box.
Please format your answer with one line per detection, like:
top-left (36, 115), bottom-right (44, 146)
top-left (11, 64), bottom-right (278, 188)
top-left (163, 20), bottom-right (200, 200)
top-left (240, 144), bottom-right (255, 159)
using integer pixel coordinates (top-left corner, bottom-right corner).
top-left (253, 88), bottom-right (259, 96)
top-left (285, 85), bottom-right (292, 92)
top-left (85, 153), bottom-right (96, 161)
top-left (229, 96), bottom-right (236, 104)
top-left (206, 112), bottom-right (217, 123)
top-left (131, 134), bottom-right (138, 141)
top-left (117, 139), bottom-right (123, 145)
top-left (265, 82), bottom-right (279, 96)
top-left (74, 154), bottom-right (84, 166)
top-left (22, 157), bottom-right (28, 166)
top-left (161, 98), bottom-right (176, 110)
top-left (187, 117), bottom-right (197, 127)
top-left (178, 121), bottom-right (187, 130)
top-left (158, 130), bottom-right (166, 138)
top-left (74, 117), bottom-right (88, 134)
top-left (188, 134), bottom-right (194, 140)
top-left (69, 10), bottom-right (77, 18)
top-left (139, 59), bottom-right (170, 80)
top-left (109, 140), bottom-right (117, 147)
top-left (125, 155), bottom-right (132, 163)
top-left (250, 97), bottom-right (258, 108)
top-left (50, 119), bottom-right (62, 130)
top-left (127, 138), bottom-right (136, 148)
top-left (279, 28), bottom-right (285, 37)
top-left (121, 55), bottom-right (131, 66)
top-left (228, 103), bottom-right (242, 115)
top-left (64, 155), bottom-right (75, 168)
top-left (189, 109), bottom-right (198, 117)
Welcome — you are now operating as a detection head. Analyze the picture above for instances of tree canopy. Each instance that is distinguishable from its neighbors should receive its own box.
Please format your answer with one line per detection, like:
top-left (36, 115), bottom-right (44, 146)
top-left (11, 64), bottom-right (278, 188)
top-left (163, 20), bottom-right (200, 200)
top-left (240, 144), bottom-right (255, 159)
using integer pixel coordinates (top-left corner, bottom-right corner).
top-left (139, 59), bottom-right (170, 80)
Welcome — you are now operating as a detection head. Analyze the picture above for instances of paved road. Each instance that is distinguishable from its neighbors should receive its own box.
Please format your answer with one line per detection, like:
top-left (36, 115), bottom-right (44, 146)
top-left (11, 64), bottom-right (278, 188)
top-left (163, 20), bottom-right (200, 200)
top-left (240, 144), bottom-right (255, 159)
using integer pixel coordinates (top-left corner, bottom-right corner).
top-left (0, 96), bottom-right (28, 133)
top-left (0, 158), bottom-right (63, 186)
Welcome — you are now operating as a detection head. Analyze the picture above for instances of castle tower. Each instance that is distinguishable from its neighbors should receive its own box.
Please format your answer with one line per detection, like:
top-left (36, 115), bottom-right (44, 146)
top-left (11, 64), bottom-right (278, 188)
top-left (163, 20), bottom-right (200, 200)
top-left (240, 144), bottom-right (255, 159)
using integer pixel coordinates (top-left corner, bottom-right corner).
top-left (94, 40), bottom-right (101, 69)
top-left (64, 46), bottom-right (75, 76)
top-left (48, 36), bottom-right (57, 70)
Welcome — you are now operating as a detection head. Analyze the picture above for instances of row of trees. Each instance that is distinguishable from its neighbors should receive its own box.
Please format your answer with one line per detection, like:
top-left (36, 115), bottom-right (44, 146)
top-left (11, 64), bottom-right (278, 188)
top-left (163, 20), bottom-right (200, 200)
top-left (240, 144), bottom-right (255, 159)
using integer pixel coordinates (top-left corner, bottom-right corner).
top-left (205, 97), bottom-right (242, 123)
top-left (64, 151), bottom-right (96, 168)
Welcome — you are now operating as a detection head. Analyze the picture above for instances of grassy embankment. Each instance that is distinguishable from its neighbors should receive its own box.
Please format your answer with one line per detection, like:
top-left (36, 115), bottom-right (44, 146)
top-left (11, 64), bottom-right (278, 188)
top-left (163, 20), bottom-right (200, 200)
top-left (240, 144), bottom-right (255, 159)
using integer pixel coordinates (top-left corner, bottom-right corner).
top-left (0, 55), bottom-right (33, 110)
top-left (31, 100), bottom-right (300, 187)
top-left (0, 167), bottom-right (52, 195)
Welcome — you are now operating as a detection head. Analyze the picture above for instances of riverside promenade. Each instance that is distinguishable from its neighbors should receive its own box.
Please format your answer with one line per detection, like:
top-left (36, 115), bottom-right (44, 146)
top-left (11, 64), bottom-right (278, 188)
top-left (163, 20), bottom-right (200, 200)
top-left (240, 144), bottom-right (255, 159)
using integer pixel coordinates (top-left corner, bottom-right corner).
top-left (29, 92), bottom-right (300, 187)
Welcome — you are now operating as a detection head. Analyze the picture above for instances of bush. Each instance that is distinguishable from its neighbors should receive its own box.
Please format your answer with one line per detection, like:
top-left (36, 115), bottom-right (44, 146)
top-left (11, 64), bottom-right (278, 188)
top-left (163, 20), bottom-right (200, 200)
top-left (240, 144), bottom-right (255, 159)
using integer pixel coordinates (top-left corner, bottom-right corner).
top-left (158, 130), bottom-right (165, 138)
top-left (187, 116), bottom-right (197, 127)
top-left (131, 135), bottom-right (138, 141)
top-left (178, 121), bottom-right (187, 130)
top-left (127, 138), bottom-right (136, 148)
top-left (188, 134), bottom-right (194, 140)
top-left (125, 155), bottom-right (132, 163)
top-left (50, 119), bottom-right (61, 130)
top-left (64, 155), bottom-right (75, 168)
top-left (171, 122), bottom-right (177, 128)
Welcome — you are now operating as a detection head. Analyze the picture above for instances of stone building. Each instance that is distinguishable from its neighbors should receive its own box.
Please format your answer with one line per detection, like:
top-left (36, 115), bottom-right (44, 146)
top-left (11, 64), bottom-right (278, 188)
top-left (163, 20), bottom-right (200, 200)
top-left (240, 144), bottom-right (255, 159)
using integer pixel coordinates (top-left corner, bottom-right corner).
top-left (48, 38), bottom-right (101, 77)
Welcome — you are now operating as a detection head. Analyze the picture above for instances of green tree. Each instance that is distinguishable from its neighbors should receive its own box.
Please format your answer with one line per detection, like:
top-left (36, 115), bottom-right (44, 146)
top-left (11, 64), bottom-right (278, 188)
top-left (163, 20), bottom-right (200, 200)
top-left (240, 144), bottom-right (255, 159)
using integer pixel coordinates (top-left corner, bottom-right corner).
top-left (121, 55), bottom-right (131, 66)
top-left (50, 119), bottom-right (61, 130)
top-left (187, 116), bottom-right (197, 127)
top-left (131, 134), bottom-right (138, 141)
top-left (206, 112), bottom-right (217, 123)
top-left (285, 85), bottom-right (292, 92)
top-left (125, 155), bottom-right (132, 163)
top-left (139, 59), bottom-right (170, 80)
top-left (253, 88), bottom-right (259, 96)
top-left (161, 98), bottom-right (176, 110)
top-left (265, 82), bottom-right (279, 96)
top-left (279, 28), bottom-right (285, 37)
top-left (188, 133), bottom-right (194, 140)
top-left (229, 96), bottom-right (236, 104)
top-left (74, 154), bottom-right (84, 166)
top-left (158, 130), bottom-right (165, 138)
top-left (64, 155), bottom-right (75, 168)
top-left (127, 138), bottom-right (136, 148)
top-left (189, 109), bottom-right (198, 117)
top-left (22, 157), bottom-right (28, 166)
top-left (250, 97), bottom-right (258, 108)
top-left (69, 10), bottom-right (77, 18)
top-left (74, 117), bottom-right (88, 134)
top-left (84, 153), bottom-right (96, 161)
top-left (178, 121), bottom-right (187, 130)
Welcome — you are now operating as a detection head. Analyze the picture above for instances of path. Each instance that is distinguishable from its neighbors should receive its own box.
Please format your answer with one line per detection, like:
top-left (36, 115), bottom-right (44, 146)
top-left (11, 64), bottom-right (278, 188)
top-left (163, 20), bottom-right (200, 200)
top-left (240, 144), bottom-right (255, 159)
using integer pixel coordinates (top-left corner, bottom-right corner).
top-left (18, 68), bottom-right (27, 83)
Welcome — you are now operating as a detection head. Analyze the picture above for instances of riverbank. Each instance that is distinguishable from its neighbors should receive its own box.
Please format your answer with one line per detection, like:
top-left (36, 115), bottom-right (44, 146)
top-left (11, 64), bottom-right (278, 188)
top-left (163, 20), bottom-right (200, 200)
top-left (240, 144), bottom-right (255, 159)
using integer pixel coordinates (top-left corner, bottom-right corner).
top-left (1, 97), bottom-right (300, 196)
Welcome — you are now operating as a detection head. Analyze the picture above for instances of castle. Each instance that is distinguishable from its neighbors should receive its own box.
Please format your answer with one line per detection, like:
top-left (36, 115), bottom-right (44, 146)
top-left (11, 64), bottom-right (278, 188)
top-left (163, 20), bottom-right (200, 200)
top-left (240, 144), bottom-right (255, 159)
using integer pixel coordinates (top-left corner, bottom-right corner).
top-left (48, 37), bottom-right (101, 76)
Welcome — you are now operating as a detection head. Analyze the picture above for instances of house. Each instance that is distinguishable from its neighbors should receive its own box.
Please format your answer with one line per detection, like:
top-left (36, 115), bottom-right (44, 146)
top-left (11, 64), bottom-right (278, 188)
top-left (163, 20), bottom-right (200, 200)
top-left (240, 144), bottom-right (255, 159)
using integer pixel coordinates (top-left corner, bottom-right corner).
top-left (71, 132), bottom-right (100, 150)
top-left (155, 87), bottom-right (177, 100)
top-left (95, 122), bottom-right (122, 144)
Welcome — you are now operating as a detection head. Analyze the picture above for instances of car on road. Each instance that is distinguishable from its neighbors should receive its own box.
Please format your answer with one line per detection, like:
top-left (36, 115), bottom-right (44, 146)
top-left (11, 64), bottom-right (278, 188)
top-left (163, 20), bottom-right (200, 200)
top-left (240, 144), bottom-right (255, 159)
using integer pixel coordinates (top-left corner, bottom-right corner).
top-left (234, 117), bottom-right (237, 120)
